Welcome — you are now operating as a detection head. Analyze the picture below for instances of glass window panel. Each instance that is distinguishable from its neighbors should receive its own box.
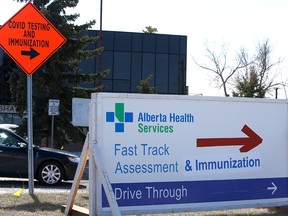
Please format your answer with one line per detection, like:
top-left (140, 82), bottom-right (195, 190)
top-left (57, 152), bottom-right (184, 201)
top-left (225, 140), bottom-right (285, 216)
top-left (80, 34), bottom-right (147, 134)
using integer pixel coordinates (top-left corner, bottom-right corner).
top-left (156, 54), bottom-right (168, 93)
top-left (114, 32), bottom-right (131, 51)
top-left (156, 35), bottom-right (169, 54)
top-left (169, 36), bottom-right (179, 54)
top-left (143, 34), bottom-right (156, 53)
top-left (11, 114), bottom-right (24, 125)
top-left (180, 36), bottom-right (187, 55)
top-left (113, 80), bottom-right (131, 92)
top-left (114, 52), bottom-right (131, 79)
top-left (0, 114), bottom-right (11, 124)
top-left (102, 79), bottom-right (113, 92)
top-left (100, 31), bottom-right (114, 50)
top-left (0, 129), bottom-right (24, 148)
top-left (131, 53), bottom-right (142, 92)
top-left (132, 34), bottom-right (142, 52)
top-left (178, 56), bottom-right (187, 94)
top-left (102, 51), bottom-right (113, 79)
top-left (142, 53), bottom-right (155, 80)
top-left (169, 55), bottom-right (179, 94)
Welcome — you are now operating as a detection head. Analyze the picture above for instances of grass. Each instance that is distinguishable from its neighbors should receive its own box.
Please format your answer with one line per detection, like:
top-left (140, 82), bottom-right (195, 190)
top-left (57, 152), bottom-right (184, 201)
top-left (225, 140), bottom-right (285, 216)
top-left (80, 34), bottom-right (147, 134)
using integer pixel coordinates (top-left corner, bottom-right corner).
top-left (0, 193), bottom-right (88, 216)
top-left (1, 192), bottom-right (288, 216)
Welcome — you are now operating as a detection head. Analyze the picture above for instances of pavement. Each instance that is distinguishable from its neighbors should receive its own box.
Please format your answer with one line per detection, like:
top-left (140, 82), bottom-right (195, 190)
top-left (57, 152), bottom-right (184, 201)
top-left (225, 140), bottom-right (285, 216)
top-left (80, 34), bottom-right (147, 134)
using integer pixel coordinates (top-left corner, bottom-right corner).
top-left (0, 177), bottom-right (89, 195)
top-left (0, 157), bottom-right (89, 194)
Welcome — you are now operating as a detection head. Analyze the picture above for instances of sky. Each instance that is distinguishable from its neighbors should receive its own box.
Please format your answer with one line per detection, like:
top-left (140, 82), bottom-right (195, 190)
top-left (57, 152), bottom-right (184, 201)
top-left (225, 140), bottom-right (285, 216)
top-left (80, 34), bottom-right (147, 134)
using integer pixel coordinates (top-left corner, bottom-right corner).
top-left (1, 0), bottom-right (288, 98)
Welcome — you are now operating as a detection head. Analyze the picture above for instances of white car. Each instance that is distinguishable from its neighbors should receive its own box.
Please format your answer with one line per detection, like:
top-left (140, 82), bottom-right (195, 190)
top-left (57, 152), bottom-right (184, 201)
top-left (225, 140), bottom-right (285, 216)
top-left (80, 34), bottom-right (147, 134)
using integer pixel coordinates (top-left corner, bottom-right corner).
top-left (0, 124), bottom-right (19, 131)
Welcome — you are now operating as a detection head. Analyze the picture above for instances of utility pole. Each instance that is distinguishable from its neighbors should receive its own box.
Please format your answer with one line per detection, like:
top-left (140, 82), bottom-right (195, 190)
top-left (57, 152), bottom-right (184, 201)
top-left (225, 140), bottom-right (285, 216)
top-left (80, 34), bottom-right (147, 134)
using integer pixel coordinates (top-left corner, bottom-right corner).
top-left (275, 87), bottom-right (279, 99)
top-left (99, 0), bottom-right (103, 73)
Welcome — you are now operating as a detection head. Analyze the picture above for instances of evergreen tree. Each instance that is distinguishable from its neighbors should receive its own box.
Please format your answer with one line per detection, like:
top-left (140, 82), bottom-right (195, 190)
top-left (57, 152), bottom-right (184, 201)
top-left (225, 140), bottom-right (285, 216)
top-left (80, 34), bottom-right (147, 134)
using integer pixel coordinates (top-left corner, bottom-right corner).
top-left (232, 40), bottom-right (281, 98)
top-left (232, 67), bottom-right (265, 98)
top-left (142, 26), bottom-right (158, 34)
top-left (9, 0), bottom-right (107, 147)
top-left (137, 74), bottom-right (155, 94)
top-left (0, 55), bottom-right (15, 104)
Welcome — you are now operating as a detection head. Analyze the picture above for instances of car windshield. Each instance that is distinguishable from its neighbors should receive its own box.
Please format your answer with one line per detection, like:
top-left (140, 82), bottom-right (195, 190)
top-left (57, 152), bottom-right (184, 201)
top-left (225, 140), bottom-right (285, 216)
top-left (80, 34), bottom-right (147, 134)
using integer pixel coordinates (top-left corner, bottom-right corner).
top-left (0, 129), bottom-right (26, 148)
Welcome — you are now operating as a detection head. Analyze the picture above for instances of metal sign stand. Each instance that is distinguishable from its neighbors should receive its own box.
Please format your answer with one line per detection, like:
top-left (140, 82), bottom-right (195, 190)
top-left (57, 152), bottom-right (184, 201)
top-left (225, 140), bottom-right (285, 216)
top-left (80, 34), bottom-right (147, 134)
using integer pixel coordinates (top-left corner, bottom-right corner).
top-left (27, 75), bottom-right (34, 195)
top-left (51, 115), bottom-right (55, 148)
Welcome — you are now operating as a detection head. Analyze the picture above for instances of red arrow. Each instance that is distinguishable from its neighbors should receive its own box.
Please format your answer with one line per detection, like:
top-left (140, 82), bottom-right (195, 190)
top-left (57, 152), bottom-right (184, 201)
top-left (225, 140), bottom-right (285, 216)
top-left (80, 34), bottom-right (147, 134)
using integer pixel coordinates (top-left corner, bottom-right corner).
top-left (196, 125), bottom-right (263, 152)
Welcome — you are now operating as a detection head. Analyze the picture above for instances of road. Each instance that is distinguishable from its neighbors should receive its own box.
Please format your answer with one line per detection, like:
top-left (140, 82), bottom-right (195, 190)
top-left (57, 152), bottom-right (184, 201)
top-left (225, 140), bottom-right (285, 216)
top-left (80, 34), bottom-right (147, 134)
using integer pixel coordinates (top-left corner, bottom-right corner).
top-left (0, 177), bottom-right (89, 195)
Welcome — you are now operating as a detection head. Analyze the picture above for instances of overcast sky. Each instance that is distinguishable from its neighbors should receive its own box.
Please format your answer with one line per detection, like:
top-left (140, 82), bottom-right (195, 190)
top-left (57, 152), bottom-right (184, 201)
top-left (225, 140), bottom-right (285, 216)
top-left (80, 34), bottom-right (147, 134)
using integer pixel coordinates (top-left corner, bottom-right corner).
top-left (1, 0), bottom-right (288, 98)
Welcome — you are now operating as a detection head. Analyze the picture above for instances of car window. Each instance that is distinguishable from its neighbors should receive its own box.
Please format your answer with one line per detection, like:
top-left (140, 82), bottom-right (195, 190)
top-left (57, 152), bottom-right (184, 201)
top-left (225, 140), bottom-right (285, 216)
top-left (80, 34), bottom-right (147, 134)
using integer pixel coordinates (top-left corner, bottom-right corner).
top-left (0, 130), bottom-right (25, 148)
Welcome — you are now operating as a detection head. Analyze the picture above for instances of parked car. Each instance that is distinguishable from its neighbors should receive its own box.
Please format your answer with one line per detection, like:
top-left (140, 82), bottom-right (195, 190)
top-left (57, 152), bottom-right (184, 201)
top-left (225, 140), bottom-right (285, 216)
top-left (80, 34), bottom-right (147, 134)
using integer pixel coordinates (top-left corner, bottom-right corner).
top-left (0, 127), bottom-right (80, 185)
top-left (0, 123), bottom-right (19, 131)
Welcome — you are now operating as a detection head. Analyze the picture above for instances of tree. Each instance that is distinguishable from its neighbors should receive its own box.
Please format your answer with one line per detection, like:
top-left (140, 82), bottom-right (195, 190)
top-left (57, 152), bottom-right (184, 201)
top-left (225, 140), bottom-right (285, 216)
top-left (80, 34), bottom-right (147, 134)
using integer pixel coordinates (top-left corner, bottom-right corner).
top-left (137, 74), bottom-right (155, 94)
top-left (194, 40), bottom-right (282, 98)
top-left (232, 69), bottom-right (265, 97)
top-left (193, 43), bottom-right (251, 97)
top-left (0, 55), bottom-right (16, 104)
top-left (232, 40), bottom-right (282, 98)
top-left (8, 0), bottom-right (107, 147)
top-left (142, 26), bottom-right (158, 34)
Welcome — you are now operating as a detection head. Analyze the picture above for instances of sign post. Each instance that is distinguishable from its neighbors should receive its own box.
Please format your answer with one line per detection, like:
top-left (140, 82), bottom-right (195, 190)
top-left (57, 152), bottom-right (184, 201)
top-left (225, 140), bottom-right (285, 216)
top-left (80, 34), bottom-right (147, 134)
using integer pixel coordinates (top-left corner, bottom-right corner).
top-left (48, 99), bottom-right (60, 148)
top-left (27, 76), bottom-right (34, 195)
top-left (0, 2), bottom-right (66, 195)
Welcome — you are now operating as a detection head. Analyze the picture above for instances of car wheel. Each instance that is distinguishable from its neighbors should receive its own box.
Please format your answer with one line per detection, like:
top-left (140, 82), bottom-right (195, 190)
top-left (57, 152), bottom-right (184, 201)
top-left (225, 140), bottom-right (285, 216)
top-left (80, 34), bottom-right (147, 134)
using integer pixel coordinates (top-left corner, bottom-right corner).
top-left (38, 162), bottom-right (63, 185)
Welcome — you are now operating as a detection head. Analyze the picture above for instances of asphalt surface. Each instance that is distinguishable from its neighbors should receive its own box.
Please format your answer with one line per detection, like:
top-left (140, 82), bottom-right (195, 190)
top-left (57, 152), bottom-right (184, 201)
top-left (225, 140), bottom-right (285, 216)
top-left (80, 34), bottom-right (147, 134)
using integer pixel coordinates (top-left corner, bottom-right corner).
top-left (0, 161), bottom-right (89, 194)
top-left (0, 177), bottom-right (89, 195)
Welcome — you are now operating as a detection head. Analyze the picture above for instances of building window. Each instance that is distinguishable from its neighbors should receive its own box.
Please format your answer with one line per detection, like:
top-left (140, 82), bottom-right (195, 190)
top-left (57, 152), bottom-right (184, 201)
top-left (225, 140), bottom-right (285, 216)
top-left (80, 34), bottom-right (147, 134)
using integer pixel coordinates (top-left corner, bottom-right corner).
top-left (142, 53), bottom-right (155, 81)
top-left (114, 52), bottom-right (131, 80)
top-left (113, 80), bottom-right (131, 92)
top-left (143, 34), bottom-right (156, 53)
top-left (169, 36), bottom-right (180, 54)
top-left (132, 34), bottom-right (142, 52)
top-left (156, 35), bottom-right (169, 54)
top-left (114, 32), bottom-right (131, 51)
top-left (156, 54), bottom-right (169, 93)
top-left (131, 53), bottom-right (142, 92)
top-left (169, 54), bottom-right (179, 94)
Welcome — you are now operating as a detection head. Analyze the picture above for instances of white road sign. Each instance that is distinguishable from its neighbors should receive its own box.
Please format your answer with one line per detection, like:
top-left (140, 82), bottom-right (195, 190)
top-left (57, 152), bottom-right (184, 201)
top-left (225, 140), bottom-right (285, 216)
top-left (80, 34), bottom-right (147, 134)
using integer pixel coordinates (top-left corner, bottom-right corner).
top-left (90, 93), bottom-right (288, 215)
top-left (48, 99), bottom-right (60, 116)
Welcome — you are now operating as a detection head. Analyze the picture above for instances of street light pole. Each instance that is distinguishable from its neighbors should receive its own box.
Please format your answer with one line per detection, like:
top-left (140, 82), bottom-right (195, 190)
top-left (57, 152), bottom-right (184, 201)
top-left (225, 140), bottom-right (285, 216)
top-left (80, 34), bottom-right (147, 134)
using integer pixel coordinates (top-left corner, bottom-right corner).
top-left (99, 0), bottom-right (103, 73)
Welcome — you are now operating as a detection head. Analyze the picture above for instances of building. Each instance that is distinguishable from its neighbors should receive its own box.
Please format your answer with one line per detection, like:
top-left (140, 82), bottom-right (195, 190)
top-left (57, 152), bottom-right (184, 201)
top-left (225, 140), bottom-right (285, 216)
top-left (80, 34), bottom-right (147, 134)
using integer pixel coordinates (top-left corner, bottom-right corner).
top-left (80, 30), bottom-right (188, 95)
top-left (0, 30), bottom-right (188, 124)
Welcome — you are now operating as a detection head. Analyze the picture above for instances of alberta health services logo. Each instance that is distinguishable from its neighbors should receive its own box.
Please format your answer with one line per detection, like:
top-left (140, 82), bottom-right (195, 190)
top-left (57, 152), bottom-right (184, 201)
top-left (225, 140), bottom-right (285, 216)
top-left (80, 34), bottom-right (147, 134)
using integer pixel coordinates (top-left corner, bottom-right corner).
top-left (106, 103), bottom-right (133, 132)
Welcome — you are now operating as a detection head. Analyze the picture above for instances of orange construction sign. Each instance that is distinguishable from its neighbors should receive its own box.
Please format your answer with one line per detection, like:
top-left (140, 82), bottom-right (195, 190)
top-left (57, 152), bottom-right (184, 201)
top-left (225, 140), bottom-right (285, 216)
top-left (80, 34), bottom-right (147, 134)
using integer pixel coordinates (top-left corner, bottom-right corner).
top-left (0, 2), bottom-right (66, 75)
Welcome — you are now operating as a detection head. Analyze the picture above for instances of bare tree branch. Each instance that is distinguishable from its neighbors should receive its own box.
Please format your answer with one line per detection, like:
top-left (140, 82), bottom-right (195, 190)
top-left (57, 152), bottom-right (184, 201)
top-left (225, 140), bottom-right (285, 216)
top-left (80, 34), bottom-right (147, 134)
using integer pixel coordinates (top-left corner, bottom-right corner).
top-left (193, 43), bottom-right (252, 97)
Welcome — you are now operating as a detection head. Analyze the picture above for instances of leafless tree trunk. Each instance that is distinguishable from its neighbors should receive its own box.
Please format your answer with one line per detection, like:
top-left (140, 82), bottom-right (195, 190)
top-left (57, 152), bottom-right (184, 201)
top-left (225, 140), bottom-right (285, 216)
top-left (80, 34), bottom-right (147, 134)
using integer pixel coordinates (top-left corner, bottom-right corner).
top-left (256, 39), bottom-right (282, 93)
top-left (193, 44), bottom-right (251, 97)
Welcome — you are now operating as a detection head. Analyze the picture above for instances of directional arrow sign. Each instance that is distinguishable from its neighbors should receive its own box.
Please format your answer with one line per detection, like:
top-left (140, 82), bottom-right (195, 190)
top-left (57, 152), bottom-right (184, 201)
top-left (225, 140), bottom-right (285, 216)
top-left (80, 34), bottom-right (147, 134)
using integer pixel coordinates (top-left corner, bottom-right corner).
top-left (0, 2), bottom-right (66, 75)
top-left (21, 48), bottom-right (40, 60)
top-left (267, 182), bottom-right (278, 195)
top-left (196, 124), bottom-right (263, 152)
